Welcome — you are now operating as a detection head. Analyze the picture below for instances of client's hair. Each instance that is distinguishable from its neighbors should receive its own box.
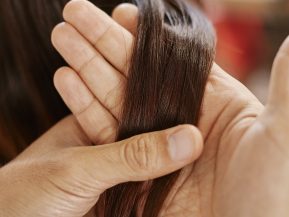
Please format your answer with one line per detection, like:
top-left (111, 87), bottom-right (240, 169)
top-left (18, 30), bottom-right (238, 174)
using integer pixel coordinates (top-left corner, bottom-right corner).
top-left (99, 0), bottom-right (216, 216)
top-left (0, 0), bottom-right (122, 163)
top-left (0, 0), bottom-right (215, 215)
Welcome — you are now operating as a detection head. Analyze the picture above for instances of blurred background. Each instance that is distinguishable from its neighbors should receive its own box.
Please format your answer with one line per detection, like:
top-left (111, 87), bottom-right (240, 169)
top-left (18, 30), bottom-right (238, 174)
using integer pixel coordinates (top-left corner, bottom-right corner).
top-left (203, 0), bottom-right (289, 103)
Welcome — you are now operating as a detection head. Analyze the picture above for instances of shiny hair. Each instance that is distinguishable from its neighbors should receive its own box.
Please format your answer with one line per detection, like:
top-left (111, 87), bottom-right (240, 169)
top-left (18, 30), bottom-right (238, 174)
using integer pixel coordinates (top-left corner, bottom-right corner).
top-left (101, 0), bottom-right (216, 216)
top-left (0, 0), bottom-right (216, 215)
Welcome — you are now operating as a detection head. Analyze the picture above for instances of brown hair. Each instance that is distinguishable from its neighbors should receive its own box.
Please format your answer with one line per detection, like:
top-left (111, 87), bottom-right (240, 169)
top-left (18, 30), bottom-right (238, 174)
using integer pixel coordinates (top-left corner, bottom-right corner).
top-left (0, 0), bottom-right (215, 215)
top-left (100, 0), bottom-right (216, 216)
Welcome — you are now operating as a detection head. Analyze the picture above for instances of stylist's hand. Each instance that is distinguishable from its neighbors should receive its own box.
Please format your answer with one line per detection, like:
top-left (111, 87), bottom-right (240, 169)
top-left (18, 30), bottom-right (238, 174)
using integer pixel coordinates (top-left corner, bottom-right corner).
top-left (0, 115), bottom-right (203, 217)
top-left (52, 1), bottom-right (289, 216)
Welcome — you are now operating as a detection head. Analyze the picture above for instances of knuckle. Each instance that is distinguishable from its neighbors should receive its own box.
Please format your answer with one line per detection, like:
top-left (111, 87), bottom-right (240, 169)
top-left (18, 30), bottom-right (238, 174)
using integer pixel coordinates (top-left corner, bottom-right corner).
top-left (122, 135), bottom-right (158, 173)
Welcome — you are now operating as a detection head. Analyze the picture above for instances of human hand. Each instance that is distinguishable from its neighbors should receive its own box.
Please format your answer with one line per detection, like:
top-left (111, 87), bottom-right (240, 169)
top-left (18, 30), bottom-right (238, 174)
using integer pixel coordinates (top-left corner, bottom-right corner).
top-left (52, 1), bottom-right (289, 216)
top-left (213, 38), bottom-right (289, 217)
top-left (0, 115), bottom-right (203, 217)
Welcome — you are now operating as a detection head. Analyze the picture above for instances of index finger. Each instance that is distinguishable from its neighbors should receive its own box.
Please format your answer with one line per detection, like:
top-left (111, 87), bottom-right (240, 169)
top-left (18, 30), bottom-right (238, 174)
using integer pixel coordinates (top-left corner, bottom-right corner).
top-left (63, 0), bottom-right (134, 74)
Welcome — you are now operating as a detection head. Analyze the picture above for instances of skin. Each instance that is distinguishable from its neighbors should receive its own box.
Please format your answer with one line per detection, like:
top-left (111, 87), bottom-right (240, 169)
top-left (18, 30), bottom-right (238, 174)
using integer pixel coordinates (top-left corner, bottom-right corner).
top-left (52, 1), bottom-right (289, 217)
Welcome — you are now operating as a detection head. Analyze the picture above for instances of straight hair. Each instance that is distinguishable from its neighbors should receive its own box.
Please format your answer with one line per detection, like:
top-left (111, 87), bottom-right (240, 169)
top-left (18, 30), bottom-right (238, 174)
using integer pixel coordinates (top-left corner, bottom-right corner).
top-left (100, 0), bottom-right (216, 216)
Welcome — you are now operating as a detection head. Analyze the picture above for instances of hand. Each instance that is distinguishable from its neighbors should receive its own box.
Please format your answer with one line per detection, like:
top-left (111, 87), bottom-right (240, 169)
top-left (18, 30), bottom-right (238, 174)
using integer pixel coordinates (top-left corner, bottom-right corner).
top-left (52, 1), bottom-right (289, 216)
top-left (214, 38), bottom-right (289, 217)
top-left (0, 115), bottom-right (203, 217)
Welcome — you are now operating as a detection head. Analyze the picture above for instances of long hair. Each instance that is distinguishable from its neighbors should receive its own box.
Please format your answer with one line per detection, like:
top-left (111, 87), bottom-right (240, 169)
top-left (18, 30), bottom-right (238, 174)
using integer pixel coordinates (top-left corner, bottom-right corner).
top-left (0, 0), bottom-right (216, 215)
top-left (101, 0), bottom-right (215, 216)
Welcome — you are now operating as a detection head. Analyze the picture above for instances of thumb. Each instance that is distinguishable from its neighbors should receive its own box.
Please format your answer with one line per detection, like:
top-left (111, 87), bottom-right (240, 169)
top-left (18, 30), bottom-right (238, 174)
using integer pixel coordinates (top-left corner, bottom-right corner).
top-left (71, 125), bottom-right (203, 191)
top-left (267, 36), bottom-right (289, 112)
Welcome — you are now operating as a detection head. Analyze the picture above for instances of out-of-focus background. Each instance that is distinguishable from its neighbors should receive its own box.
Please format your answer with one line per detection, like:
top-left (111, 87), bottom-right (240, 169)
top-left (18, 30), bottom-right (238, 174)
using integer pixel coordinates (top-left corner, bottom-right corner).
top-left (203, 0), bottom-right (289, 103)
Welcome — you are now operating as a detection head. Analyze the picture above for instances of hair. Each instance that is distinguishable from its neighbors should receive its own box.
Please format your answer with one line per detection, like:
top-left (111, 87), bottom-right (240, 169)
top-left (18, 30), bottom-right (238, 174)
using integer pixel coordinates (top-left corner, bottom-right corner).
top-left (0, 0), bottom-right (215, 215)
top-left (100, 0), bottom-right (215, 216)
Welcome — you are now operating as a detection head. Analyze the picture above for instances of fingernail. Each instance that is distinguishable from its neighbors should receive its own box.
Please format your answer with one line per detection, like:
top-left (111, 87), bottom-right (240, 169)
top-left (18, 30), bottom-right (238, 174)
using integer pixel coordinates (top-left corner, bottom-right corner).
top-left (168, 128), bottom-right (195, 161)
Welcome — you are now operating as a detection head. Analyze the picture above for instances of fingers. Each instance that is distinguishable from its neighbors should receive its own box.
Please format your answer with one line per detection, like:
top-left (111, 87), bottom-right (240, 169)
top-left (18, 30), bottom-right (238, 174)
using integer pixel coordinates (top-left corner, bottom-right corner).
top-left (52, 23), bottom-right (125, 119)
top-left (71, 125), bottom-right (203, 190)
top-left (63, 0), bottom-right (134, 74)
top-left (52, 2), bottom-right (139, 144)
top-left (52, 1), bottom-right (138, 121)
top-left (267, 36), bottom-right (289, 111)
top-left (112, 3), bottom-right (138, 36)
top-left (54, 67), bottom-right (117, 144)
